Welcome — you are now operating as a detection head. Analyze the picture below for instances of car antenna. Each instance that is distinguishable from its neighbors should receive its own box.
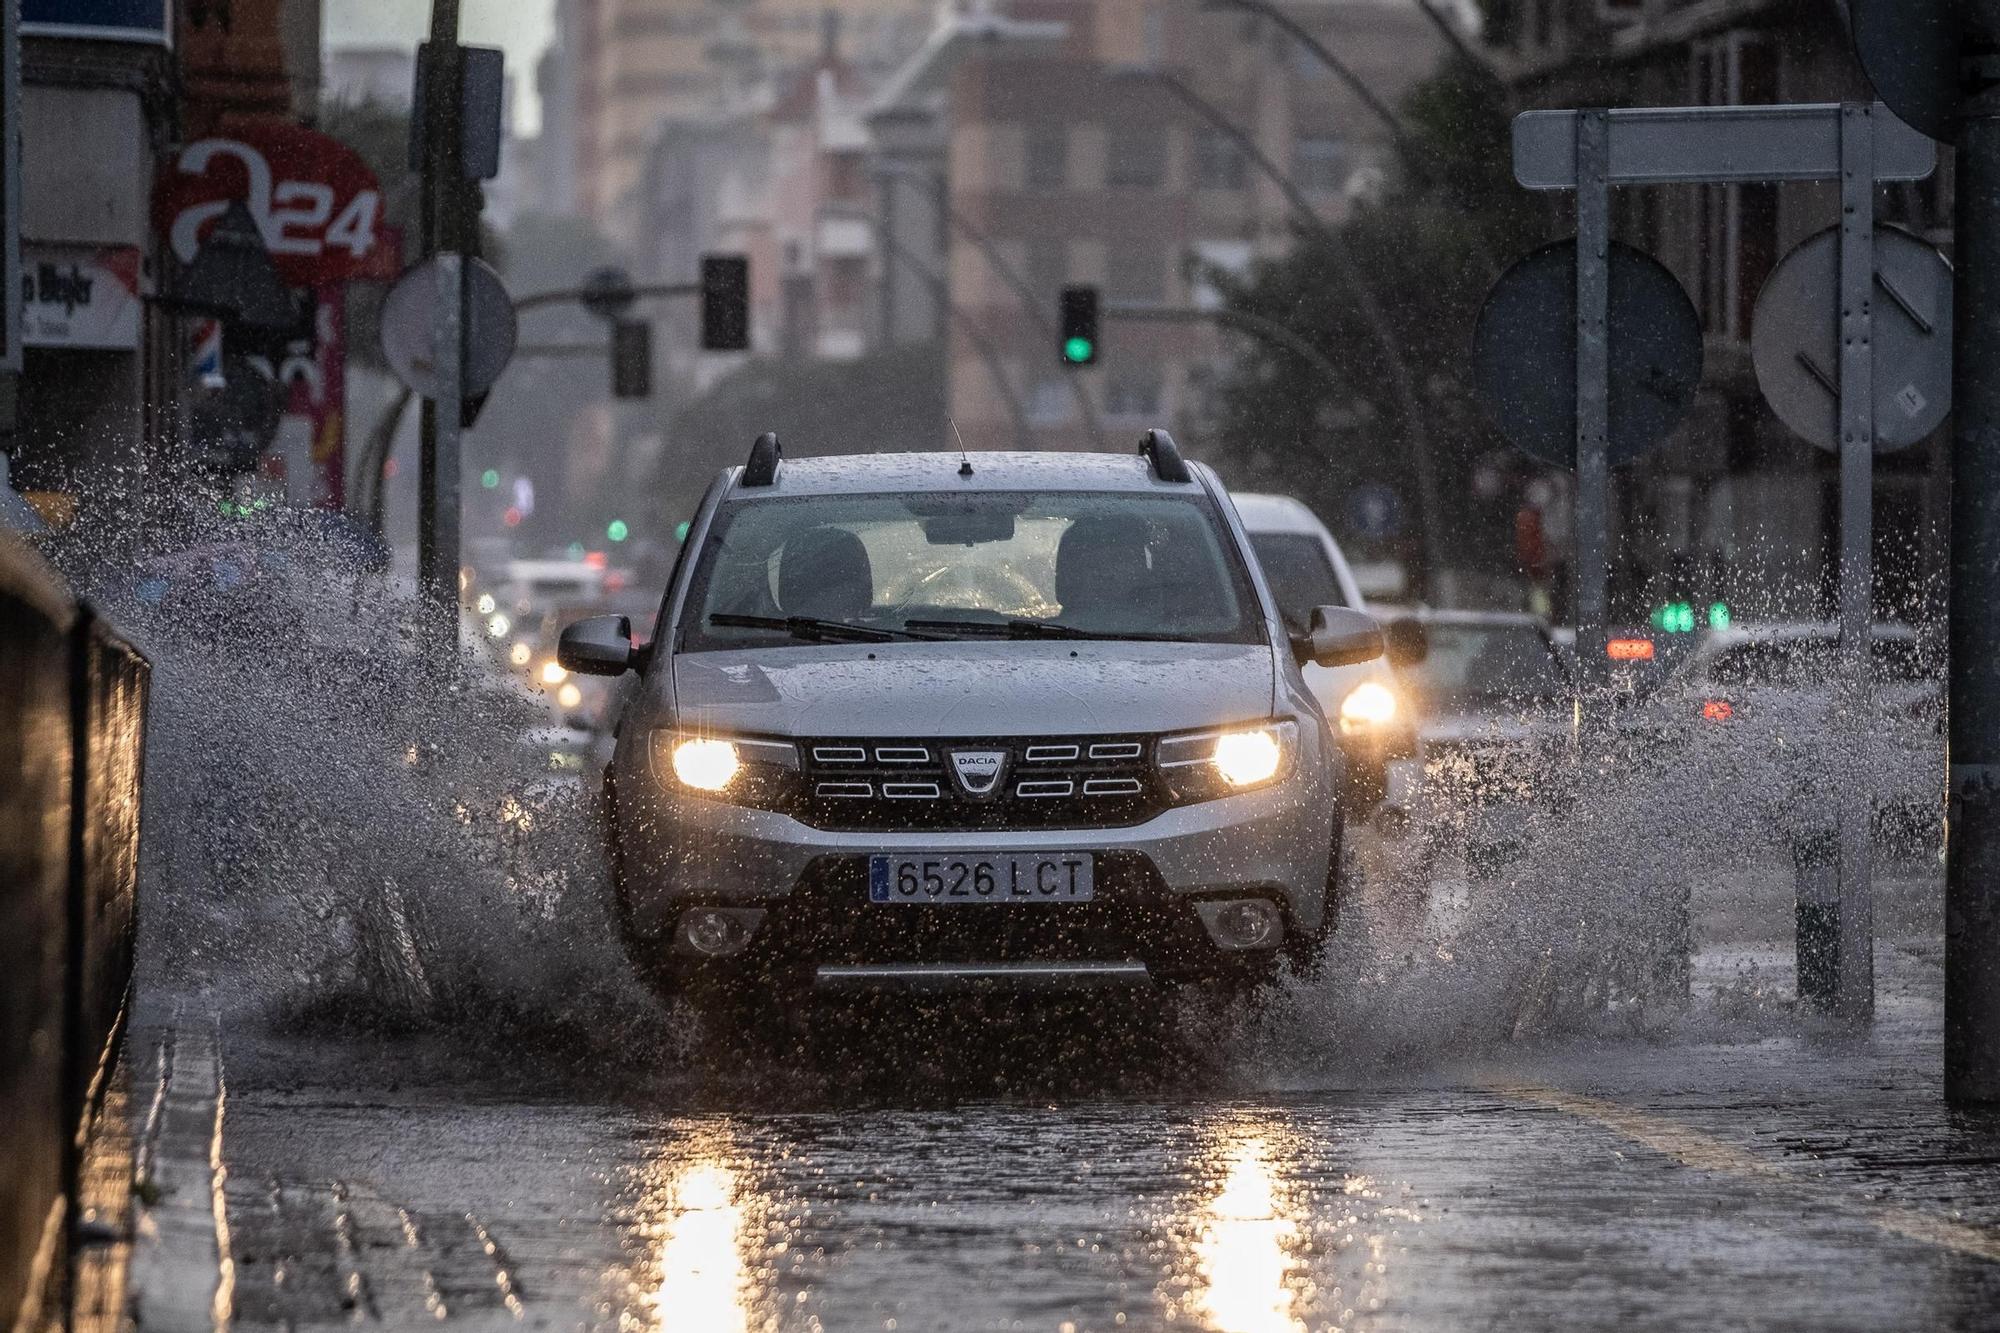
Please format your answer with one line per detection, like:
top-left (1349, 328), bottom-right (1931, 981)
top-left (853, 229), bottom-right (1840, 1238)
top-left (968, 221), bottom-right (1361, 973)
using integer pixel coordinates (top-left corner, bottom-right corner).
top-left (948, 416), bottom-right (974, 476)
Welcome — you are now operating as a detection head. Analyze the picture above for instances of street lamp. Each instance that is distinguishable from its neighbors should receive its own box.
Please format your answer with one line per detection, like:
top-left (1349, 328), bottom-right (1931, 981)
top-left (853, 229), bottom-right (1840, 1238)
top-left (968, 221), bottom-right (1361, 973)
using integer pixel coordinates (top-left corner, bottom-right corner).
top-left (1110, 65), bottom-right (1446, 586)
top-left (872, 162), bottom-right (1106, 444)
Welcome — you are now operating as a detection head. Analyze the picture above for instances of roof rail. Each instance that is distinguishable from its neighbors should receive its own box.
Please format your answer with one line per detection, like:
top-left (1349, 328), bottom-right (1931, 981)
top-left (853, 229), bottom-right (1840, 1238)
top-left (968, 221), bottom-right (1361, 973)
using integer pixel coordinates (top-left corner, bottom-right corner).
top-left (742, 431), bottom-right (782, 486)
top-left (1138, 428), bottom-right (1192, 483)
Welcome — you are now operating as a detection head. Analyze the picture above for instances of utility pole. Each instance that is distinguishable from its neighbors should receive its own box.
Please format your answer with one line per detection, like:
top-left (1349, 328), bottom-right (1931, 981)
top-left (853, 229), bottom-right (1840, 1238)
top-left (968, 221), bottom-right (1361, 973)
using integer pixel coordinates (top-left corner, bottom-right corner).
top-left (418, 0), bottom-right (469, 656)
top-left (1948, 29), bottom-right (2000, 1102)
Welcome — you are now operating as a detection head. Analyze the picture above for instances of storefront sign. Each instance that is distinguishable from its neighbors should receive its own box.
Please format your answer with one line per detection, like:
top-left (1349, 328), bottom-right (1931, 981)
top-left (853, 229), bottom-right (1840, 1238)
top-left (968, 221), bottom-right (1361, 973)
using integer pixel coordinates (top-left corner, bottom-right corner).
top-left (20, 246), bottom-right (143, 349)
top-left (154, 123), bottom-right (386, 287)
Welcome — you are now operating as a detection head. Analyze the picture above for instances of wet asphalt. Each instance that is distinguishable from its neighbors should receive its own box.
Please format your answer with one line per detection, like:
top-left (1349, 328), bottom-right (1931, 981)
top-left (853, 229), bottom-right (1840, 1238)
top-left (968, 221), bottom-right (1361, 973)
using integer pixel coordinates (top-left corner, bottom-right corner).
top-left (177, 871), bottom-right (2000, 1333)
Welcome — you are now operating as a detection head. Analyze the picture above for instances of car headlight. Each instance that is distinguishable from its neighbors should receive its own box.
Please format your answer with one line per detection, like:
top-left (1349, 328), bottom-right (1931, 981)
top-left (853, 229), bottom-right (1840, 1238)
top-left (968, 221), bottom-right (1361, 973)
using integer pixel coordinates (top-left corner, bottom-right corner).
top-left (649, 730), bottom-right (799, 806)
top-left (1338, 680), bottom-right (1399, 734)
top-left (1159, 720), bottom-right (1298, 802)
top-left (670, 737), bottom-right (742, 791)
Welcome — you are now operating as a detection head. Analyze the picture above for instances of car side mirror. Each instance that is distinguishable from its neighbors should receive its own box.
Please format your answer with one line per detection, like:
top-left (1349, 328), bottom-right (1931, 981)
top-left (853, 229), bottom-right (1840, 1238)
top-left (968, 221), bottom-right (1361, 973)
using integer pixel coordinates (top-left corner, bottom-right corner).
top-left (558, 614), bottom-right (635, 676)
top-left (1385, 616), bottom-right (1429, 669)
top-left (1296, 605), bottom-right (1384, 668)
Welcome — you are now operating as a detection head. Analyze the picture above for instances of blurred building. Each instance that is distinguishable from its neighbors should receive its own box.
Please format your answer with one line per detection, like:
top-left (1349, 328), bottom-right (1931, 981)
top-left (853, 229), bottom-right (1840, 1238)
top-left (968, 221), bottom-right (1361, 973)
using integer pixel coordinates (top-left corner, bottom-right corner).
top-left (870, 0), bottom-right (1445, 451)
top-left (1486, 0), bottom-right (1952, 627)
top-left (325, 44), bottom-right (414, 111)
top-left (552, 0), bottom-right (935, 228)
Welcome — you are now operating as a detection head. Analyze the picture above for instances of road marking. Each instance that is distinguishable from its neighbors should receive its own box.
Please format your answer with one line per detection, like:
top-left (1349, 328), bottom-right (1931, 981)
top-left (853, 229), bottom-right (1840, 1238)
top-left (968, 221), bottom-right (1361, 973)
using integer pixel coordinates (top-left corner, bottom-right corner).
top-left (1493, 1082), bottom-right (2000, 1265)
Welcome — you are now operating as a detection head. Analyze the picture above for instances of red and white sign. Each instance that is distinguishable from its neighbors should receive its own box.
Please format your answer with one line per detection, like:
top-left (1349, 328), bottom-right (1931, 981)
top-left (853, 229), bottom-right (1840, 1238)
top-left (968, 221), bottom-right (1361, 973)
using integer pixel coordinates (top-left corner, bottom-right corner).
top-left (153, 123), bottom-right (387, 287)
top-left (21, 246), bottom-right (145, 349)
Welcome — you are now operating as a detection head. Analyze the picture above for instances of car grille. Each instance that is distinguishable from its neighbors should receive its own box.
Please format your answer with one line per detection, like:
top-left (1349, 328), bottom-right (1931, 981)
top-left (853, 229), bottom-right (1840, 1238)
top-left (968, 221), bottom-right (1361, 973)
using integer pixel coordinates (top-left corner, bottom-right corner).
top-left (790, 733), bottom-right (1168, 831)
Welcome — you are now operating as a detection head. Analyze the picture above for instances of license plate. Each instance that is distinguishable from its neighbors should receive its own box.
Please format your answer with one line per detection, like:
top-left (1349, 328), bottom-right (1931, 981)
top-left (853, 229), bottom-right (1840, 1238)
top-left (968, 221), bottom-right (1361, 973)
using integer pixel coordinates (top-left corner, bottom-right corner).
top-left (868, 853), bottom-right (1095, 904)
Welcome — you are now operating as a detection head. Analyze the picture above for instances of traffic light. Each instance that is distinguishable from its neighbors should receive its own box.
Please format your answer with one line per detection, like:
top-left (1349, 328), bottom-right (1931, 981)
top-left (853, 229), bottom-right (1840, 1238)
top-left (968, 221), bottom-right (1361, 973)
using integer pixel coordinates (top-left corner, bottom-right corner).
top-left (611, 318), bottom-right (652, 398)
top-left (1059, 285), bottom-right (1099, 365)
top-left (700, 254), bottom-right (750, 351)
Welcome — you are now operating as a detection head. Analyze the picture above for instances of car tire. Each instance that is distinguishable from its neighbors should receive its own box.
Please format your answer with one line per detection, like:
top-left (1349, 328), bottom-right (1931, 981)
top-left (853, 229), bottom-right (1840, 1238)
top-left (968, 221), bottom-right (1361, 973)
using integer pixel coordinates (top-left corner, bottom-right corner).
top-left (603, 771), bottom-right (684, 1007)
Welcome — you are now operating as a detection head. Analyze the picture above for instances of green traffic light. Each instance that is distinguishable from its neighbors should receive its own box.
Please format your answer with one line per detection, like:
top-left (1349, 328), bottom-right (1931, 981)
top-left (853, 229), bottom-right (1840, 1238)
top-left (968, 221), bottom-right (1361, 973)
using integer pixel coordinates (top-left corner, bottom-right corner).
top-left (1063, 336), bottom-right (1095, 364)
top-left (480, 469), bottom-right (501, 489)
top-left (607, 519), bottom-right (630, 543)
top-left (1709, 602), bottom-right (1732, 630)
top-left (565, 541), bottom-right (585, 560)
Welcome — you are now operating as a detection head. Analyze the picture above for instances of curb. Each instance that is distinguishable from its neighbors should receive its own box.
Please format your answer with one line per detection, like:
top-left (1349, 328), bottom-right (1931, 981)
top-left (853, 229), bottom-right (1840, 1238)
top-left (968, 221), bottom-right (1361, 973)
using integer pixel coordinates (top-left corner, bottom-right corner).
top-left (125, 1022), bottom-right (229, 1333)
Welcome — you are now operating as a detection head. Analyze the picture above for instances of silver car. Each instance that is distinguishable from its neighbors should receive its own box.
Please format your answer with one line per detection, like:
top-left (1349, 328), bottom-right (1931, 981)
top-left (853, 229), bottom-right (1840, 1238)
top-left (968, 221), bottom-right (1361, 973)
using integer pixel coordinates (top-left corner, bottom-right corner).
top-left (559, 431), bottom-right (1385, 1008)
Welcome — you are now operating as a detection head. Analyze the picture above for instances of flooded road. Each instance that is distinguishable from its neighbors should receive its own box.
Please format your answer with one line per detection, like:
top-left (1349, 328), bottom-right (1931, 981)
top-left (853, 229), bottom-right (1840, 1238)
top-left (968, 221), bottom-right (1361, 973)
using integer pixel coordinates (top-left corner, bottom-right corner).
top-left (128, 919), bottom-right (2000, 1333)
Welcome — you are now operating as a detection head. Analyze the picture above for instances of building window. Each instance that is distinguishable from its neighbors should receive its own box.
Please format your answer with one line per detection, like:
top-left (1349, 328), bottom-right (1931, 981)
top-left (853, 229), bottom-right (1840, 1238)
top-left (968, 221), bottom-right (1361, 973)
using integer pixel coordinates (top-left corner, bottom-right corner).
top-left (1107, 243), bottom-right (1166, 302)
top-left (1104, 367), bottom-right (1164, 419)
top-left (1107, 124), bottom-right (1166, 190)
top-left (1024, 239), bottom-right (1068, 304)
top-left (1194, 128), bottom-right (1247, 190)
top-left (1293, 135), bottom-right (1350, 195)
top-left (1025, 123), bottom-right (1068, 191)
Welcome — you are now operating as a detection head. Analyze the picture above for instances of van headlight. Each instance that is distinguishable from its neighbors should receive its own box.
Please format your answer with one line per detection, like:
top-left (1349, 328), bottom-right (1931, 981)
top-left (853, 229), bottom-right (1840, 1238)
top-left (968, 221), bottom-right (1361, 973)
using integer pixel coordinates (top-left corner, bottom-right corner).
top-left (1158, 720), bottom-right (1298, 803)
top-left (1337, 680), bottom-right (1399, 734)
top-left (649, 730), bottom-right (797, 805)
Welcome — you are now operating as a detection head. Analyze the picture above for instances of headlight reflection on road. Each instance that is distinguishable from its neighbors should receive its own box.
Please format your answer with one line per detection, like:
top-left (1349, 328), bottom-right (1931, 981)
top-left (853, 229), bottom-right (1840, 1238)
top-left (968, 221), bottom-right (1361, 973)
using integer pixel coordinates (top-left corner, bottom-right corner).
top-left (1187, 1135), bottom-right (1306, 1333)
top-left (645, 1157), bottom-right (754, 1333)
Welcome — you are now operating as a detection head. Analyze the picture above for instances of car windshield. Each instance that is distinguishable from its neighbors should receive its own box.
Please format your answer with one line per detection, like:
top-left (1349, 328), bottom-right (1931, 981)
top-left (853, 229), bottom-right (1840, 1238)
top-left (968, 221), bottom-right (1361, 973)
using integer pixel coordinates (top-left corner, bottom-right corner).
top-left (679, 489), bottom-right (1263, 649)
top-left (1407, 622), bottom-right (1569, 704)
top-left (1705, 635), bottom-right (1934, 687)
top-left (1247, 531), bottom-right (1345, 633)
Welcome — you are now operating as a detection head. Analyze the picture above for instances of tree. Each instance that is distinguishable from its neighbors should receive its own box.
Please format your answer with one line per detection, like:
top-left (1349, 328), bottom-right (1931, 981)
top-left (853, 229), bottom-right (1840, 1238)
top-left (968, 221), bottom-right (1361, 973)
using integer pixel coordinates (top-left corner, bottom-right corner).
top-left (1198, 54), bottom-right (1552, 587)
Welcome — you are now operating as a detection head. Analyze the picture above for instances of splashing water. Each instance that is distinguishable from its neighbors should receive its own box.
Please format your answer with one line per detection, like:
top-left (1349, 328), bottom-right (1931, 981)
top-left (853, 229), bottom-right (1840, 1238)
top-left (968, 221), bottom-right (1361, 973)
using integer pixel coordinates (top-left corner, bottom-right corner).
top-left (47, 497), bottom-right (654, 1051)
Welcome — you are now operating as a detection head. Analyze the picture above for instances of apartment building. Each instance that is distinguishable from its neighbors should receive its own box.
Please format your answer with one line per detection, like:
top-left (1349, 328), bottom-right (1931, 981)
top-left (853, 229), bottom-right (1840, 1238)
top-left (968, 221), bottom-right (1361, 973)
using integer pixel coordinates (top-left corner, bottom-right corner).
top-left (870, 0), bottom-right (1445, 452)
top-left (554, 0), bottom-right (935, 227)
top-left (1487, 0), bottom-right (1952, 624)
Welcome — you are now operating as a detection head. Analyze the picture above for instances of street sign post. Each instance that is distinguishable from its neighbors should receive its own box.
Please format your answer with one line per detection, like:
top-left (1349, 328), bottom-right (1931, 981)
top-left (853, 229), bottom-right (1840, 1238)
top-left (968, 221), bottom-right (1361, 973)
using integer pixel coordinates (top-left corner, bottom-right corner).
top-left (1501, 101), bottom-right (1938, 1027)
top-left (1850, 0), bottom-right (2000, 1102)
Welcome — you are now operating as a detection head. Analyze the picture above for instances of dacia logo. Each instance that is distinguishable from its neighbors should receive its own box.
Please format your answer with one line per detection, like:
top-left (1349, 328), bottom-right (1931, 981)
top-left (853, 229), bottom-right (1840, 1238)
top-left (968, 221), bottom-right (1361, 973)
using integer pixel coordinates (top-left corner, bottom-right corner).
top-left (948, 749), bottom-right (1007, 798)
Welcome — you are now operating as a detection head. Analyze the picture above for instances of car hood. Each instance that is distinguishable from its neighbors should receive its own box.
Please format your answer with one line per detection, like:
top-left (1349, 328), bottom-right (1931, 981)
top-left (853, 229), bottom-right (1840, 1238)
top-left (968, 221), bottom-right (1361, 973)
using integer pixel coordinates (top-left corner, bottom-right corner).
top-left (670, 641), bottom-right (1276, 737)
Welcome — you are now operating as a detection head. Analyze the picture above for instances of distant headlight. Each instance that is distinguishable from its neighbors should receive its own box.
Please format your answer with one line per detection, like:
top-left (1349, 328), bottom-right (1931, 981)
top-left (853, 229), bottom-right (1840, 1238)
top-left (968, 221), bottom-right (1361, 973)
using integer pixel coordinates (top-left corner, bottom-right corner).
top-left (671, 737), bottom-right (741, 791)
top-left (1338, 680), bottom-right (1399, 734)
top-left (1159, 720), bottom-right (1298, 802)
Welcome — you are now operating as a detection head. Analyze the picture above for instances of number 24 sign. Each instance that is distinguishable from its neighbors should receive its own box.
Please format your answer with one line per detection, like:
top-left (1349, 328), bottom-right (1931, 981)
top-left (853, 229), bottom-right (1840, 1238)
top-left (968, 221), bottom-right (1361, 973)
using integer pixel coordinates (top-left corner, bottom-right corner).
top-left (153, 122), bottom-right (387, 287)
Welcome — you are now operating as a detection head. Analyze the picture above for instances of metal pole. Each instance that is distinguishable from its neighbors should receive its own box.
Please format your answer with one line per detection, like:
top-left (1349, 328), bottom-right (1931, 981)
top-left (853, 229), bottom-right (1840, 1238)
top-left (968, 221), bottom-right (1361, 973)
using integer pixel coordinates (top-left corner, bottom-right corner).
top-left (1834, 102), bottom-right (1877, 1026)
top-left (1103, 300), bottom-right (1357, 402)
top-left (1947, 73), bottom-right (2000, 1102)
top-left (417, 0), bottom-right (464, 654)
top-left (1573, 111), bottom-right (1611, 705)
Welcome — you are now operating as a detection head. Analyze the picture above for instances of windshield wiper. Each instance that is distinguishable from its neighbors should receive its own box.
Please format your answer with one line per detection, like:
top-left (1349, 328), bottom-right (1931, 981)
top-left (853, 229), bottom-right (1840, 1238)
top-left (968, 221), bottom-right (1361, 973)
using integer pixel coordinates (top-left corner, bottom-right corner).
top-left (709, 613), bottom-right (944, 643)
top-left (902, 617), bottom-right (1190, 643)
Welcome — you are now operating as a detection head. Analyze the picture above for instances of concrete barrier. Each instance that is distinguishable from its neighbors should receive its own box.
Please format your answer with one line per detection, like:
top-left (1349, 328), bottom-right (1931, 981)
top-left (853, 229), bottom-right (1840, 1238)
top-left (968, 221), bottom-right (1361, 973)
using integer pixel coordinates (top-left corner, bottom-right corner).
top-left (0, 532), bottom-right (149, 1333)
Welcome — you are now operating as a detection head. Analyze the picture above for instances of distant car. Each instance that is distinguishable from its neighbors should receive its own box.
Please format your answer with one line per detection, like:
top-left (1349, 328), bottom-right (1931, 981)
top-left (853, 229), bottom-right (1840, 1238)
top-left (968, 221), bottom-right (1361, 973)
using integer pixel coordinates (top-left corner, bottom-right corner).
top-left (561, 433), bottom-right (1388, 1014)
top-left (1395, 610), bottom-right (1576, 870)
top-left (1634, 622), bottom-right (1943, 851)
top-left (1230, 493), bottom-right (1418, 808)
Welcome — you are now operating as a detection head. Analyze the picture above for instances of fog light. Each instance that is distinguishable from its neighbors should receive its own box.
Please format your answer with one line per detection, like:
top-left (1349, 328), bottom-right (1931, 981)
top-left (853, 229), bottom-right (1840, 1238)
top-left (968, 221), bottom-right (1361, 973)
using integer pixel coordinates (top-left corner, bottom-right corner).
top-left (676, 907), bottom-right (765, 958)
top-left (1195, 898), bottom-right (1284, 951)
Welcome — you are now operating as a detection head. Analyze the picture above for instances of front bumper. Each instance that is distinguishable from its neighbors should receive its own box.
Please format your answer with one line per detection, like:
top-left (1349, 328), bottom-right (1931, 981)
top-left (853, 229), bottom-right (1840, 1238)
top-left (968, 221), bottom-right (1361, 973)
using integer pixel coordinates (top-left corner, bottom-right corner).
top-left (612, 770), bottom-right (1334, 990)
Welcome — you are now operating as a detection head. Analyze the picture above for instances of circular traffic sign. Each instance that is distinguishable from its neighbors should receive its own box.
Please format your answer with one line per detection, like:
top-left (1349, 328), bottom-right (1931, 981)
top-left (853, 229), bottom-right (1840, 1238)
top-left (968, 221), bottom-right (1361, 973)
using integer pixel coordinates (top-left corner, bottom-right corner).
top-left (1852, 0), bottom-right (1964, 144)
top-left (379, 257), bottom-right (519, 400)
top-left (1751, 225), bottom-right (1954, 455)
top-left (1472, 238), bottom-right (1704, 470)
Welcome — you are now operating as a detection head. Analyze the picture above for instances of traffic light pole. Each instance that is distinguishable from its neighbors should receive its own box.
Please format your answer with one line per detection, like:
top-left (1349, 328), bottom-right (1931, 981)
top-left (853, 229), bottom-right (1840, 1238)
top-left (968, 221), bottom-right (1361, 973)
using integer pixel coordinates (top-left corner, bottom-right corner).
top-left (1947, 70), bottom-right (2000, 1102)
top-left (417, 0), bottom-right (468, 658)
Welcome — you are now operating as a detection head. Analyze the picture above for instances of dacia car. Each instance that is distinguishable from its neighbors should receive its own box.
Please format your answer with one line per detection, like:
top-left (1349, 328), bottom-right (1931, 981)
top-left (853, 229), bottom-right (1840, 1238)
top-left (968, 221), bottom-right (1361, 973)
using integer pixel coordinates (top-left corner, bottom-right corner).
top-left (560, 431), bottom-right (1385, 1008)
